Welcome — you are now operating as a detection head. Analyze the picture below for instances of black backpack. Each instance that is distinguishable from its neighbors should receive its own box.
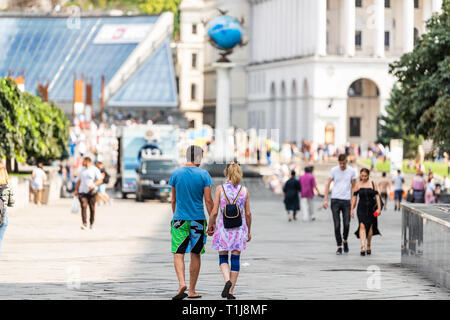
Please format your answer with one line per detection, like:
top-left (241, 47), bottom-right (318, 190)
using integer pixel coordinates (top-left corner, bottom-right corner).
top-left (102, 170), bottom-right (110, 184)
top-left (221, 185), bottom-right (243, 229)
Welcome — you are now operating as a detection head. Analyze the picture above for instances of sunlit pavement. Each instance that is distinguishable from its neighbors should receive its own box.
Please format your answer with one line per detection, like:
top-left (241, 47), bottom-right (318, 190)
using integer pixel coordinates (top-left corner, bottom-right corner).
top-left (0, 187), bottom-right (448, 300)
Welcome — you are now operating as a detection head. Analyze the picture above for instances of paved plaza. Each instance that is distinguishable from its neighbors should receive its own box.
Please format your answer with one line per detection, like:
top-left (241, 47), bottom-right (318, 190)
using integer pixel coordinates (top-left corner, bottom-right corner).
top-left (0, 180), bottom-right (449, 300)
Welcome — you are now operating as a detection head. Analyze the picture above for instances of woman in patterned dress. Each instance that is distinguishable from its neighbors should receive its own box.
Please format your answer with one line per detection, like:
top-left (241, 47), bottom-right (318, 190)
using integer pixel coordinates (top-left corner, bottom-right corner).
top-left (207, 162), bottom-right (252, 299)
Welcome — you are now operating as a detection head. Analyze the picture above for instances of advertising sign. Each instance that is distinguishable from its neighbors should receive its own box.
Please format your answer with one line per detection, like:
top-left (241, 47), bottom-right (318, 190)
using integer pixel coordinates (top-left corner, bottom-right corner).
top-left (93, 24), bottom-right (153, 44)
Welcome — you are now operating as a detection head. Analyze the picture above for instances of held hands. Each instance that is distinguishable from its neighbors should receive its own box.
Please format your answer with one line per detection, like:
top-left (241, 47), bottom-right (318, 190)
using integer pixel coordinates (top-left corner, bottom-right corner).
top-left (322, 199), bottom-right (328, 209)
top-left (206, 221), bottom-right (216, 236)
top-left (350, 210), bottom-right (355, 218)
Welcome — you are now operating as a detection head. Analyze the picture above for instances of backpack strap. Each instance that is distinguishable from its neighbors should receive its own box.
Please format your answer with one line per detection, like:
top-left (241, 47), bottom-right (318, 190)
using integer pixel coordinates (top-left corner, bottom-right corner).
top-left (222, 185), bottom-right (231, 204)
top-left (222, 185), bottom-right (243, 205)
top-left (232, 186), bottom-right (243, 204)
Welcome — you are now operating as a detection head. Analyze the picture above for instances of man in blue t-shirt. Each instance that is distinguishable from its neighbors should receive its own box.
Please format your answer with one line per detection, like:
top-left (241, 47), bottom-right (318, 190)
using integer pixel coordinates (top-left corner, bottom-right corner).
top-left (169, 145), bottom-right (214, 300)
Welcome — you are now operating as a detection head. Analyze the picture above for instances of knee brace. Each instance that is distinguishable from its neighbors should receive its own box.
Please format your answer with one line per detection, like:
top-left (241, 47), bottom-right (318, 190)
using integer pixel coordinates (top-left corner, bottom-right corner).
top-left (230, 254), bottom-right (240, 272)
top-left (219, 254), bottom-right (229, 266)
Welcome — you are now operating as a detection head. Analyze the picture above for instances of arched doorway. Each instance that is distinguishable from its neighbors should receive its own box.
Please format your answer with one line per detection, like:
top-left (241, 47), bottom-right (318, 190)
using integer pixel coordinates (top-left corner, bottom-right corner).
top-left (270, 82), bottom-right (276, 131)
top-left (302, 79), bottom-right (309, 141)
top-left (347, 78), bottom-right (380, 144)
top-left (290, 80), bottom-right (297, 144)
top-left (325, 123), bottom-right (335, 145)
top-left (280, 81), bottom-right (286, 143)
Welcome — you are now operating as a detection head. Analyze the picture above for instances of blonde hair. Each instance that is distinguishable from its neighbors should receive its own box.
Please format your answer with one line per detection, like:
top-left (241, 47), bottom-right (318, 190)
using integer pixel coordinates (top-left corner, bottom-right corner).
top-left (224, 162), bottom-right (242, 186)
top-left (0, 165), bottom-right (8, 185)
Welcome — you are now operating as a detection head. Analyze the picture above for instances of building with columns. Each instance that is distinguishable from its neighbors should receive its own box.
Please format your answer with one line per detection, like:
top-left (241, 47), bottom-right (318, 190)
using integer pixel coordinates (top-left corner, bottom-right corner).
top-left (177, 0), bottom-right (443, 146)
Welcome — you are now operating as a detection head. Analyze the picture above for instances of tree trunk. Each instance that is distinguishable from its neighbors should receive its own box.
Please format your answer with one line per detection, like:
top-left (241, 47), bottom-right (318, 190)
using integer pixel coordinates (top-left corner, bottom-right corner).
top-left (14, 159), bottom-right (19, 173)
top-left (5, 158), bottom-right (12, 173)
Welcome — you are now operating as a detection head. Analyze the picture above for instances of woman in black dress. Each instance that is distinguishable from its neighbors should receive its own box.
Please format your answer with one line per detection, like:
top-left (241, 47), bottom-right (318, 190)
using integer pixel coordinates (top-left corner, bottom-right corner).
top-left (351, 168), bottom-right (381, 256)
top-left (282, 170), bottom-right (301, 222)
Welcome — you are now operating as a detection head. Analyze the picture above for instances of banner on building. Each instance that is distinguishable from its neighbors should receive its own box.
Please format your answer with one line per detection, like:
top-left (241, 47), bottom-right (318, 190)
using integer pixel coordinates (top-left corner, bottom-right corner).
top-left (93, 24), bottom-right (153, 44)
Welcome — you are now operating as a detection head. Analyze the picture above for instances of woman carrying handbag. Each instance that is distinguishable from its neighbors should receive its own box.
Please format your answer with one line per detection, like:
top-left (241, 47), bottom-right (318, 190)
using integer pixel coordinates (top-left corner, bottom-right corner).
top-left (207, 162), bottom-right (252, 300)
top-left (351, 168), bottom-right (382, 256)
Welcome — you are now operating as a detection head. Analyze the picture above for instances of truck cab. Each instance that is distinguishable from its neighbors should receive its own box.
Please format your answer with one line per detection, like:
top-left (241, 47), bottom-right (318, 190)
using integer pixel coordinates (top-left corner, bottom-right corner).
top-left (135, 157), bottom-right (178, 202)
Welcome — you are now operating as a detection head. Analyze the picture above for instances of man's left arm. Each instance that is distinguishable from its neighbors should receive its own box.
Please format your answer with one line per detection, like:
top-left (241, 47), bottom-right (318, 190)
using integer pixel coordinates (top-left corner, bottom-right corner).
top-left (204, 174), bottom-right (214, 216)
top-left (204, 186), bottom-right (214, 216)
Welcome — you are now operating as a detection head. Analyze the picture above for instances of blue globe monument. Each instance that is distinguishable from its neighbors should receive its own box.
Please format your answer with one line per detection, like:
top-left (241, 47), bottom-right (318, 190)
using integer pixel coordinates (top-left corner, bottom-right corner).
top-left (207, 15), bottom-right (244, 62)
top-left (206, 10), bottom-right (247, 165)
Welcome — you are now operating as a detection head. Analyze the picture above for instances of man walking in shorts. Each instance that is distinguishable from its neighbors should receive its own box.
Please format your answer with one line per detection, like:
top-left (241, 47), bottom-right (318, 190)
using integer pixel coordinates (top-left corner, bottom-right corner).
top-left (323, 154), bottom-right (356, 255)
top-left (169, 145), bottom-right (214, 300)
top-left (392, 169), bottom-right (404, 211)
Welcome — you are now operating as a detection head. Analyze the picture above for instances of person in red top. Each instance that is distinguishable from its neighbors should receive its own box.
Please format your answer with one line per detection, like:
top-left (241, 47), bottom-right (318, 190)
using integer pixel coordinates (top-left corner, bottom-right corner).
top-left (299, 166), bottom-right (322, 222)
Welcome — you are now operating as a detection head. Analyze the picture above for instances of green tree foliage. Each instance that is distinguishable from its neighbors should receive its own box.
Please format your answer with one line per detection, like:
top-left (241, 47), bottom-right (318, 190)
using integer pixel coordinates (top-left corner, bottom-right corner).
top-left (378, 85), bottom-right (423, 158)
top-left (0, 78), bottom-right (69, 163)
top-left (385, 1), bottom-right (450, 154)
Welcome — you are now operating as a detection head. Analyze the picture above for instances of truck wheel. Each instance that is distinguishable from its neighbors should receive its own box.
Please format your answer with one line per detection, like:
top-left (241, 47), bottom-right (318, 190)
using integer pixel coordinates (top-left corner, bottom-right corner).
top-left (122, 193), bottom-right (127, 199)
top-left (136, 193), bottom-right (144, 202)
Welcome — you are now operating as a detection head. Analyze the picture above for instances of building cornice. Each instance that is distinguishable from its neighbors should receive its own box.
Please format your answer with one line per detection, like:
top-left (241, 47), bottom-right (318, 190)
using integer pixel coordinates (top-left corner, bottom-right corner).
top-left (247, 55), bottom-right (399, 71)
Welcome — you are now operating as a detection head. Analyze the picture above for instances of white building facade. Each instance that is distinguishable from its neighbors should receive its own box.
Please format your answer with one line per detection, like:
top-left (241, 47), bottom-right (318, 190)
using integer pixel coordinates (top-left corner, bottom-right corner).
top-left (178, 0), bottom-right (443, 146)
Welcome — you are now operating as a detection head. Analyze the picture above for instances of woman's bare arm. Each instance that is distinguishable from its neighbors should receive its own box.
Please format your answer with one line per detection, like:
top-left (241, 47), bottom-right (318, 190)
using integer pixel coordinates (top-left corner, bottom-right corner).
top-left (207, 187), bottom-right (221, 235)
top-left (244, 188), bottom-right (252, 235)
top-left (373, 182), bottom-right (381, 212)
top-left (210, 186), bottom-right (221, 219)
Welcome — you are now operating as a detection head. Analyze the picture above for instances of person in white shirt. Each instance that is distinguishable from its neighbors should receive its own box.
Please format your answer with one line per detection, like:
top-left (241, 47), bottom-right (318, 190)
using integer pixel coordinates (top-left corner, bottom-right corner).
top-left (323, 154), bottom-right (356, 255)
top-left (30, 161), bottom-right (47, 205)
top-left (443, 176), bottom-right (450, 192)
top-left (392, 170), bottom-right (405, 211)
top-left (74, 157), bottom-right (103, 230)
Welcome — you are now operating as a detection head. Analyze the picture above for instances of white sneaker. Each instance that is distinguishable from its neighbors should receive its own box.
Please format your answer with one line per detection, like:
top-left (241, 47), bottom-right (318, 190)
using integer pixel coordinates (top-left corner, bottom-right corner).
top-left (81, 225), bottom-right (88, 230)
top-left (90, 225), bottom-right (95, 231)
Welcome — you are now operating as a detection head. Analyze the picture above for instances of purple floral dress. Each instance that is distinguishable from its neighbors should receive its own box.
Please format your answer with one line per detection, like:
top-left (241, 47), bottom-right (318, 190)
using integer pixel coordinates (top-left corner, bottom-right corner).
top-left (212, 181), bottom-right (248, 252)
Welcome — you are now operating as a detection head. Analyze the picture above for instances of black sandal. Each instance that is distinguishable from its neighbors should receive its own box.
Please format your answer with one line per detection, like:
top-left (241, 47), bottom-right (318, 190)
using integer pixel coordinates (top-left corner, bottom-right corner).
top-left (172, 292), bottom-right (188, 300)
top-left (172, 286), bottom-right (188, 300)
top-left (360, 247), bottom-right (366, 256)
top-left (227, 293), bottom-right (236, 300)
top-left (222, 280), bottom-right (232, 298)
top-left (367, 246), bottom-right (371, 255)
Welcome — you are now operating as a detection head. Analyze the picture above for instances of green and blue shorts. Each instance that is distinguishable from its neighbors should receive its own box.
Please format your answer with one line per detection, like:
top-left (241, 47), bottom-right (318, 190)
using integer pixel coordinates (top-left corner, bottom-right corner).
top-left (171, 219), bottom-right (207, 254)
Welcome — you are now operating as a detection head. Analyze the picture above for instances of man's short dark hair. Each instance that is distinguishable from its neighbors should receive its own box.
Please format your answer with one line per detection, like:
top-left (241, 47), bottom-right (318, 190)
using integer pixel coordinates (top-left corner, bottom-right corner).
top-left (291, 170), bottom-right (296, 177)
top-left (84, 157), bottom-right (92, 163)
top-left (186, 145), bottom-right (203, 164)
top-left (338, 154), bottom-right (347, 162)
top-left (305, 166), bottom-right (313, 174)
top-left (382, 172), bottom-right (387, 177)
top-left (397, 169), bottom-right (401, 174)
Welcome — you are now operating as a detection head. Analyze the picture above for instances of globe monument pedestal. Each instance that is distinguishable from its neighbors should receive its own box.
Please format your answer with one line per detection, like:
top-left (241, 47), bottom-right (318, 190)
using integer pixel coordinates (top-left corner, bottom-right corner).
top-left (213, 62), bottom-right (235, 164)
top-left (201, 11), bottom-right (259, 177)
